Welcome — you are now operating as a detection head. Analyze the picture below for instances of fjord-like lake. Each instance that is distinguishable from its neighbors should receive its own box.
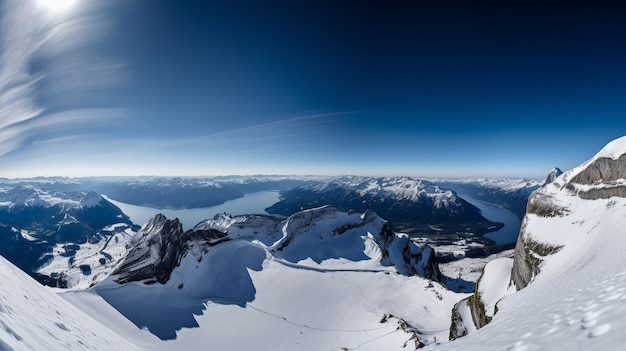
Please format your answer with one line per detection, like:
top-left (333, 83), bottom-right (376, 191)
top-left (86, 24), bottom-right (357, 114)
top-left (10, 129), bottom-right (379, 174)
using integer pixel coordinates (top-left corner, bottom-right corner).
top-left (458, 193), bottom-right (522, 245)
top-left (104, 191), bottom-right (281, 230)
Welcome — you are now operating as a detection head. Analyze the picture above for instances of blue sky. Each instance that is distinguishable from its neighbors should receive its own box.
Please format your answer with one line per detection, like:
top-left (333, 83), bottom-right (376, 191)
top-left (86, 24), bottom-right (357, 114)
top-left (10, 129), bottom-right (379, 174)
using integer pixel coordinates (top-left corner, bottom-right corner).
top-left (0, 0), bottom-right (624, 178)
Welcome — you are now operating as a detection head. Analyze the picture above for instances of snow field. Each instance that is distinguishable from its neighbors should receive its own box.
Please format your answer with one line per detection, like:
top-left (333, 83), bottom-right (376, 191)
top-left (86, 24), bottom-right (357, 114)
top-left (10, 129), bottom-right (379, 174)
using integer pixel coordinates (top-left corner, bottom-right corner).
top-left (0, 256), bottom-right (138, 351)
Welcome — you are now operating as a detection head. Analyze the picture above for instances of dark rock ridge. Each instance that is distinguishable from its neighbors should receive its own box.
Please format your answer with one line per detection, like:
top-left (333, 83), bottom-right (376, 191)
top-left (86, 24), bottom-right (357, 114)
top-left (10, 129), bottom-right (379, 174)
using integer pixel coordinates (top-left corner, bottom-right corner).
top-left (570, 154), bottom-right (626, 184)
top-left (114, 206), bottom-right (446, 286)
top-left (543, 167), bottom-right (563, 185)
top-left (567, 154), bottom-right (626, 200)
top-left (113, 214), bottom-right (228, 284)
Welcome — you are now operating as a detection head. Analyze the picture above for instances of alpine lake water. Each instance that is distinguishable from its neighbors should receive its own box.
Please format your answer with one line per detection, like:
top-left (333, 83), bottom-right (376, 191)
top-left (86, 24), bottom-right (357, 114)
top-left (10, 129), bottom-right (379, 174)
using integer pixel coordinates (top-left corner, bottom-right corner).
top-left (104, 191), bottom-right (281, 230)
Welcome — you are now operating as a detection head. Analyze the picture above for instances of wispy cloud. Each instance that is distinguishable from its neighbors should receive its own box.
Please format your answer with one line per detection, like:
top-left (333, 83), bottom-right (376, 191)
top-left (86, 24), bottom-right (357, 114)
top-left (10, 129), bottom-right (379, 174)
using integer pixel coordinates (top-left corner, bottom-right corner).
top-left (0, 0), bottom-right (125, 158)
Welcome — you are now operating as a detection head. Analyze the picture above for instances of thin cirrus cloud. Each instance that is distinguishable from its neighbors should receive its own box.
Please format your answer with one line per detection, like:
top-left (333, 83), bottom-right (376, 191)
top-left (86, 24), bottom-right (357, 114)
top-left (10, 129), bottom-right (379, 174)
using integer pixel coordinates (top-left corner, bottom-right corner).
top-left (0, 111), bottom-right (357, 177)
top-left (0, 0), bottom-right (126, 159)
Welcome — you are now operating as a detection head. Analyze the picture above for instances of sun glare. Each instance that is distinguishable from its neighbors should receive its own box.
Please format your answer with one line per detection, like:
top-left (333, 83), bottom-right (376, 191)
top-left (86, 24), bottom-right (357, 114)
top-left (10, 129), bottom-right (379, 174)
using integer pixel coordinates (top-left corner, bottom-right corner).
top-left (37, 0), bottom-right (78, 15)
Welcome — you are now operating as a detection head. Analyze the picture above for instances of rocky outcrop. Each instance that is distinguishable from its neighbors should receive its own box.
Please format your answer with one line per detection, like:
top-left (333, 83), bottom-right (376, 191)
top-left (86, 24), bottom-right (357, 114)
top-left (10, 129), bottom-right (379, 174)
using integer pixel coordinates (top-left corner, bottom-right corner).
top-left (450, 136), bottom-right (626, 341)
top-left (570, 154), bottom-right (626, 185)
top-left (567, 155), bottom-right (626, 200)
top-left (113, 214), bottom-right (229, 284)
top-left (449, 257), bottom-right (513, 339)
top-left (376, 219), bottom-right (442, 282)
top-left (543, 167), bottom-right (563, 185)
top-left (511, 223), bottom-right (562, 290)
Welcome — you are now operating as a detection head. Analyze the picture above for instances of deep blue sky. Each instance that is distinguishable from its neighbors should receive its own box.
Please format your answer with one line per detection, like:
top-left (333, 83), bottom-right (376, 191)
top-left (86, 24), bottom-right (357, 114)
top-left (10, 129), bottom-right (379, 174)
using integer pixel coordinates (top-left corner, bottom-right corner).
top-left (0, 0), bottom-right (625, 178)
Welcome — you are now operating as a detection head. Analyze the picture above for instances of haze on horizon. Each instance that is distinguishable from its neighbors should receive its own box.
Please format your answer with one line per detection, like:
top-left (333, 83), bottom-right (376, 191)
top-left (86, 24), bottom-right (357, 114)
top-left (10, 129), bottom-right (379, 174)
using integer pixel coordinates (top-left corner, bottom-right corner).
top-left (0, 0), bottom-right (624, 179)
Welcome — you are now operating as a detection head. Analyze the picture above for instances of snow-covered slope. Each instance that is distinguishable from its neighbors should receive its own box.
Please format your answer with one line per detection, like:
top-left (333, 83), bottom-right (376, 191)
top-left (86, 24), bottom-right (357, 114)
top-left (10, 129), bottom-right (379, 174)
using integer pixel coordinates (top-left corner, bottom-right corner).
top-left (267, 176), bottom-right (501, 236)
top-left (433, 135), bottom-right (626, 350)
top-left (62, 206), bottom-right (468, 350)
top-left (0, 255), bottom-right (138, 351)
top-left (0, 185), bottom-right (137, 288)
top-left (431, 177), bottom-right (542, 220)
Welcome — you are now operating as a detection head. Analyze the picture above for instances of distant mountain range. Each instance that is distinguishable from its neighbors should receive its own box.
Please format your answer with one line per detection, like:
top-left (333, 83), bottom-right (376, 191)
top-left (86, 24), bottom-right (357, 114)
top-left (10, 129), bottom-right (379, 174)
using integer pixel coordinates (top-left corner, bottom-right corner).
top-left (0, 184), bottom-right (137, 287)
top-left (431, 177), bottom-right (543, 220)
top-left (3, 136), bottom-right (626, 350)
top-left (266, 176), bottom-right (502, 238)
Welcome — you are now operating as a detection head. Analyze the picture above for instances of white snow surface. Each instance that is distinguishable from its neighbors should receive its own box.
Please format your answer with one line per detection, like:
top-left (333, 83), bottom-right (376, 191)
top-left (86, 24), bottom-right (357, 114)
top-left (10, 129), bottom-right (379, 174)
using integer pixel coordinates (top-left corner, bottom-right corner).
top-left (67, 241), bottom-right (463, 350)
top-left (475, 258), bottom-right (514, 318)
top-left (594, 135), bottom-right (626, 159)
top-left (428, 177), bottom-right (541, 194)
top-left (428, 136), bottom-right (626, 350)
top-left (0, 185), bottom-right (103, 209)
top-left (312, 176), bottom-right (463, 204)
top-left (0, 256), bottom-right (139, 351)
top-left (61, 206), bottom-right (466, 350)
top-left (38, 224), bottom-right (136, 290)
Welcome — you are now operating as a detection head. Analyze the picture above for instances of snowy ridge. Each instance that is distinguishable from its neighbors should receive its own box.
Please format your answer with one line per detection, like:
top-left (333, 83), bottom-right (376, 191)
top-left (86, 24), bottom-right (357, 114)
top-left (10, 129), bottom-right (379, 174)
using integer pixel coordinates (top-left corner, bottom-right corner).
top-left (0, 256), bottom-right (138, 351)
top-left (437, 135), bottom-right (626, 350)
top-left (0, 184), bottom-right (137, 287)
top-left (593, 135), bottom-right (626, 159)
top-left (430, 177), bottom-right (541, 195)
top-left (83, 205), bottom-right (458, 349)
top-left (194, 212), bottom-right (282, 246)
top-left (0, 185), bottom-right (105, 209)
top-left (311, 175), bottom-right (462, 203)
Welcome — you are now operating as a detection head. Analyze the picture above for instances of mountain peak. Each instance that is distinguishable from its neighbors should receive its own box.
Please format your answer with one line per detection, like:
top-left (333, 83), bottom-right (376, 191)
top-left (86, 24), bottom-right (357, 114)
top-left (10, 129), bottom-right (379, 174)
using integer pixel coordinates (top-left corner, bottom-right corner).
top-left (79, 191), bottom-right (103, 208)
top-left (594, 135), bottom-right (626, 160)
top-left (543, 167), bottom-right (563, 185)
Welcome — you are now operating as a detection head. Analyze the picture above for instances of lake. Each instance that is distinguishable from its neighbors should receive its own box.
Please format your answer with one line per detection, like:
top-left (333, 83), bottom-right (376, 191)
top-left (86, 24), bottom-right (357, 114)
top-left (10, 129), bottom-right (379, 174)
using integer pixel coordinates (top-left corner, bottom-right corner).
top-left (103, 191), bottom-right (281, 230)
top-left (458, 193), bottom-right (522, 245)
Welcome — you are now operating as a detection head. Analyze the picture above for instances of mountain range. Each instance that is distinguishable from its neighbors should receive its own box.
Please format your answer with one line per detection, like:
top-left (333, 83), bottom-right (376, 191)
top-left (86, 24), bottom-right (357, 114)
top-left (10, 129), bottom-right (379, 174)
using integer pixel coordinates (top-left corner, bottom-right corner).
top-left (2, 137), bottom-right (626, 350)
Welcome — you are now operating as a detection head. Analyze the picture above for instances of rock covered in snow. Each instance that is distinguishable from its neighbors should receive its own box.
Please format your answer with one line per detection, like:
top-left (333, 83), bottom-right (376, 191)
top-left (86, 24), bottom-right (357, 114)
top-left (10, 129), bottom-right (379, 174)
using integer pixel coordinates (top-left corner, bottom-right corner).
top-left (543, 167), bottom-right (563, 185)
top-left (266, 176), bottom-right (501, 236)
top-left (513, 136), bottom-right (626, 289)
top-left (0, 185), bottom-right (136, 283)
top-left (114, 213), bottom-right (234, 284)
top-left (115, 206), bottom-right (445, 286)
top-left (430, 136), bottom-right (626, 351)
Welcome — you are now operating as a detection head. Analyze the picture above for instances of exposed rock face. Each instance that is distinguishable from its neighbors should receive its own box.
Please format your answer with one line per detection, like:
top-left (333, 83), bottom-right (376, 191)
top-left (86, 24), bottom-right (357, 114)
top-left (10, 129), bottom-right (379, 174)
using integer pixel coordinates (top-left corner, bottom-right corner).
top-left (513, 147), bottom-right (626, 289)
top-left (113, 214), bottom-right (229, 284)
top-left (543, 167), bottom-right (563, 185)
top-left (376, 219), bottom-right (442, 282)
top-left (570, 154), bottom-right (626, 184)
top-left (449, 257), bottom-right (513, 339)
top-left (115, 207), bottom-right (445, 286)
top-left (272, 206), bottom-right (445, 283)
top-left (450, 136), bottom-right (626, 341)
top-left (511, 219), bottom-right (562, 290)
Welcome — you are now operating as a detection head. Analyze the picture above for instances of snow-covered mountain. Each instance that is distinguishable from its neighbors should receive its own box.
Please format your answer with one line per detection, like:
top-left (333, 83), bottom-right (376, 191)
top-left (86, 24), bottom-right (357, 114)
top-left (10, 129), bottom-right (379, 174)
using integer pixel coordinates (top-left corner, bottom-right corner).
top-left (439, 136), bottom-right (626, 350)
top-left (59, 205), bottom-right (469, 350)
top-left (543, 167), bottom-right (563, 185)
top-left (0, 255), bottom-right (139, 351)
top-left (266, 176), bottom-right (502, 237)
top-left (0, 185), bottom-right (137, 287)
top-left (113, 205), bottom-right (444, 287)
top-left (0, 175), bottom-right (322, 209)
top-left (432, 176), bottom-right (543, 220)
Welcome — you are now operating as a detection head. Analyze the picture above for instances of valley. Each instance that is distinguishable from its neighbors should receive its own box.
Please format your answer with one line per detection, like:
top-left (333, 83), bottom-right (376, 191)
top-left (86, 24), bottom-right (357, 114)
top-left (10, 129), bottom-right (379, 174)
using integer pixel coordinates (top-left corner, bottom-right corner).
top-left (1, 138), bottom-right (625, 350)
